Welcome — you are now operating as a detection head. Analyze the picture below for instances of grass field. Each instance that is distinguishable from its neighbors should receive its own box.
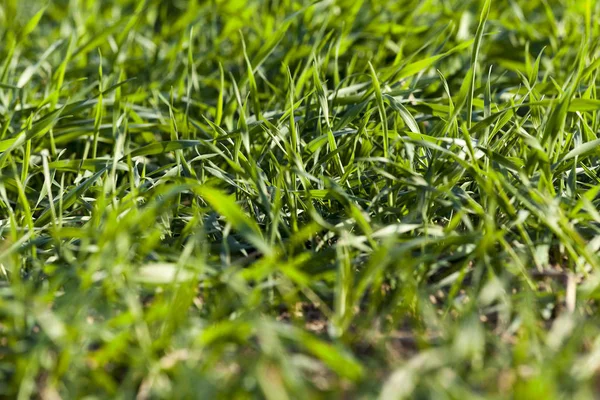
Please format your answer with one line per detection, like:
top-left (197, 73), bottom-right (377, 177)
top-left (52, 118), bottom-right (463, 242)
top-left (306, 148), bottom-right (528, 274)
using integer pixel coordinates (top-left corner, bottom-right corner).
top-left (2, 0), bottom-right (600, 398)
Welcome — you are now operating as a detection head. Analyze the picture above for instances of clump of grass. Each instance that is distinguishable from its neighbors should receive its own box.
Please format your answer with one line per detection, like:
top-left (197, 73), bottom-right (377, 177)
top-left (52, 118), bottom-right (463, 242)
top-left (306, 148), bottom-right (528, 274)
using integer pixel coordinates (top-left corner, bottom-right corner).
top-left (2, 0), bottom-right (600, 398)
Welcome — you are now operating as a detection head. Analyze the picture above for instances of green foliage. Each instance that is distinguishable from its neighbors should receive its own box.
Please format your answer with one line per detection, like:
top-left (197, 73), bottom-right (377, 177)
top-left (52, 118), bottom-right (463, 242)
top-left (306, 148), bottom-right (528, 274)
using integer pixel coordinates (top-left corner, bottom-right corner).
top-left (1, 0), bottom-right (600, 398)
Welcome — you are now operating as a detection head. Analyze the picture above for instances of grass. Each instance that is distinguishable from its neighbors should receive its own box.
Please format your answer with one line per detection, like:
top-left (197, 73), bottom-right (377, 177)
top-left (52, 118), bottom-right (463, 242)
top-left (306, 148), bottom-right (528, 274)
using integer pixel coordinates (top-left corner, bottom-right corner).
top-left (2, 0), bottom-right (600, 398)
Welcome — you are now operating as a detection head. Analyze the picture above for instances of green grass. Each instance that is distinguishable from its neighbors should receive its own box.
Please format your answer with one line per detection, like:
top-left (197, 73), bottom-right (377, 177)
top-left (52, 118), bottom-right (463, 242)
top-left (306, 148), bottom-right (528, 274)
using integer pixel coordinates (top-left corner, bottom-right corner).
top-left (2, 0), bottom-right (600, 398)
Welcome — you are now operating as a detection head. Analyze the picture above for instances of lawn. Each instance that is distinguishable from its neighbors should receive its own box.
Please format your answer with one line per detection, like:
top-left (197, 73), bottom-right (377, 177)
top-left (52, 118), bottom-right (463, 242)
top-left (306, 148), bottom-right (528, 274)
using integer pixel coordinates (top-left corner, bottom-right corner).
top-left (2, 0), bottom-right (600, 398)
